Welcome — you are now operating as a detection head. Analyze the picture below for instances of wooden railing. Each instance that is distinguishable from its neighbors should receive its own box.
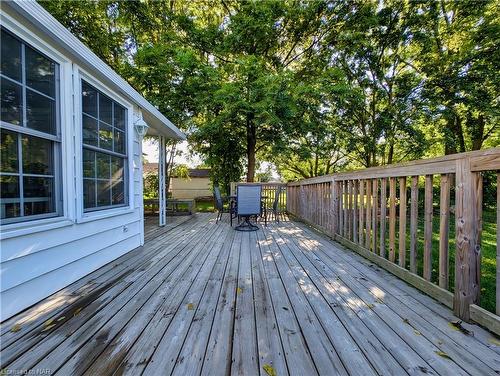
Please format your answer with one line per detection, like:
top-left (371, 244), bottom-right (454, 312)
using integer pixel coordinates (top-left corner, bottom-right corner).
top-left (287, 148), bottom-right (500, 334)
top-left (230, 182), bottom-right (288, 213)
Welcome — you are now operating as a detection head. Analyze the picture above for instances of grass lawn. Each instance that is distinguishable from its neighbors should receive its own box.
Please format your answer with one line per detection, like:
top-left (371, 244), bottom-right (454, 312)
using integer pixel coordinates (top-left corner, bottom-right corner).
top-left (196, 200), bottom-right (215, 212)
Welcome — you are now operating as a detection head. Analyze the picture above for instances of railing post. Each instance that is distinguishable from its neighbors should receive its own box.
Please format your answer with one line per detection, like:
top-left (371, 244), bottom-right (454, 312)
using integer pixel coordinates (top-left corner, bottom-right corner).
top-left (454, 157), bottom-right (481, 321)
top-left (158, 135), bottom-right (166, 227)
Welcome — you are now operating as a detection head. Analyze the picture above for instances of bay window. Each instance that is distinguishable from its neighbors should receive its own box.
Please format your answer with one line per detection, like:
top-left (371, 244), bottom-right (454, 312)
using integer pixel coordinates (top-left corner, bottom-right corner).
top-left (81, 81), bottom-right (127, 211)
top-left (0, 29), bottom-right (60, 223)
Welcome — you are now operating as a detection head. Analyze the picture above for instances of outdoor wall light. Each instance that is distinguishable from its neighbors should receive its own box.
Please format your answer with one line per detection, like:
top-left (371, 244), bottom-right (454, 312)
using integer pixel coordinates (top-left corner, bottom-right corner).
top-left (134, 114), bottom-right (149, 138)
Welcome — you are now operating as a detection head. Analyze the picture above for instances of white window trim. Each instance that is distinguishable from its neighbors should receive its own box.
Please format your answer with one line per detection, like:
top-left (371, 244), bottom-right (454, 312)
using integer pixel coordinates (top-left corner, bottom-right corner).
top-left (75, 67), bottom-right (135, 223)
top-left (0, 13), bottom-right (74, 237)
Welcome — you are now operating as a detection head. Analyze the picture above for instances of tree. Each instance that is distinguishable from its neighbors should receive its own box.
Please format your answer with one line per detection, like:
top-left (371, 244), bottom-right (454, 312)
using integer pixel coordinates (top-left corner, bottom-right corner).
top-left (40, 0), bottom-right (499, 185)
top-left (410, 0), bottom-right (499, 154)
top-left (181, 0), bottom-right (345, 181)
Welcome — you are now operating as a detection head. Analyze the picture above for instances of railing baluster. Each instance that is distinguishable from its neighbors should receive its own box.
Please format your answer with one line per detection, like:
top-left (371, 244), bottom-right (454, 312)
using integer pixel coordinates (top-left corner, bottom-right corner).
top-left (372, 179), bottom-right (378, 254)
top-left (424, 175), bottom-right (433, 281)
top-left (497, 172), bottom-right (500, 316)
top-left (343, 180), bottom-right (348, 237)
top-left (365, 179), bottom-right (372, 250)
top-left (389, 177), bottom-right (396, 263)
top-left (439, 174), bottom-right (451, 289)
top-left (399, 177), bottom-right (407, 268)
top-left (353, 180), bottom-right (358, 244)
top-left (339, 181), bottom-right (344, 236)
top-left (410, 176), bottom-right (419, 274)
top-left (359, 180), bottom-right (364, 245)
top-left (347, 180), bottom-right (352, 240)
top-left (380, 178), bottom-right (387, 258)
top-left (332, 180), bottom-right (339, 235)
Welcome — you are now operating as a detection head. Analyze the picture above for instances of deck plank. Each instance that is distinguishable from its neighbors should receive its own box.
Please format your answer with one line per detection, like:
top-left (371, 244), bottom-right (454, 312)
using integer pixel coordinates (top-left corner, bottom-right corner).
top-left (1, 216), bottom-right (210, 369)
top-left (231, 231), bottom-right (259, 376)
top-left (29, 219), bottom-right (221, 374)
top-left (1, 213), bottom-right (499, 376)
top-left (142, 223), bottom-right (230, 375)
top-left (268, 231), bottom-right (349, 375)
top-left (200, 229), bottom-right (242, 376)
top-left (285, 220), bottom-right (499, 374)
top-left (269, 224), bottom-right (406, 375)
top-left (169, 225), bottom-right (236, 376)
top-left (0, 215), bottom-right (202, 345)
top-left (79, 221), bottom-right (227, 375)
top-left (257, 229), bottom-right (319, 376)
top-left (268, 224), bottom-right (388, 375)
top-left (249, 230), bottom-right (288, 376)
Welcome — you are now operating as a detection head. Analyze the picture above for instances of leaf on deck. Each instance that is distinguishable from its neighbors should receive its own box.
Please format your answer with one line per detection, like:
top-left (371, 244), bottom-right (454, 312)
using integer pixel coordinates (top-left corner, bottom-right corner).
top-left (263, 364), bottom-right (277, 376)
top-left (57, 316), bottom-right (65, 322)
top-left (10, 324), bottom-right (21, 333)
top-left (435, 351), bottom-right (452, 360)
top-left (43, 318), bottom-right (54, 328)
top-left (41, 324), bottom-right (56, 332)
top-left (449, 320), bottom-right (472, 336)
top-left (73, 307), bottom-right (82, 317)
top-left (237, 287), bottom-right (243, 294)
top-left (187, 303), bottom-right (194, 310)
top-left (413, 330), bottom-right (422, 336)
top-left (488, 337), bottom-right (500, 346)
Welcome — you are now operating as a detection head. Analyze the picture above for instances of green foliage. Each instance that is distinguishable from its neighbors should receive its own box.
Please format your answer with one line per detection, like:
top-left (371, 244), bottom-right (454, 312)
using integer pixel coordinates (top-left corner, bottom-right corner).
top-left (171, 164), bottom-right (190, 179)
top-left (40, 0), bottom-right (499, 184)
top-left (143, 172), bottom-right (158, 199)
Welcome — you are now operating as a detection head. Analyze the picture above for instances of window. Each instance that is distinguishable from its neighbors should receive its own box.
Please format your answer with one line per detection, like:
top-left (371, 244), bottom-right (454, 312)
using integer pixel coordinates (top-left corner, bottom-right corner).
top-left (0, 29), bottom-right (60, 223)
top-left (81, 81), bottom-right (127, 211)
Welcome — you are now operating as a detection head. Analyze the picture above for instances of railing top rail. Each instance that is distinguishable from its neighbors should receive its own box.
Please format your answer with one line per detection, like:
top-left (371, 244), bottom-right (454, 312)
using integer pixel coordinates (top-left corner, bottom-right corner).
top-left (231, 182), bottom-right (287, 186)
top-left (229, 181), bottom-right (287, 196)
top-left (287, 148), bottom-right (500, 186)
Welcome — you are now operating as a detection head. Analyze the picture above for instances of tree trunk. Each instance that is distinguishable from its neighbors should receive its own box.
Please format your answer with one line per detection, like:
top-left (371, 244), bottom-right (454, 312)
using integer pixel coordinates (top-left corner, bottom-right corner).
top-left (387, 143), bottom-right (394, 165)
top-left (246, 117), bottom-right (256, 182)
top-left (455, 115), bottom-right (466, 153)
top-left (444, 116), bottom-right (457, 155)
top-left (471, 114), bottom-right (485, 151)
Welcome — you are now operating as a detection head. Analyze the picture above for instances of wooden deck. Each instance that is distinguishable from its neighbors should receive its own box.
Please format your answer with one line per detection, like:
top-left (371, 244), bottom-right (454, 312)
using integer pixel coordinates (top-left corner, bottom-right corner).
top-left (1, 213), bottom-right (499, 375)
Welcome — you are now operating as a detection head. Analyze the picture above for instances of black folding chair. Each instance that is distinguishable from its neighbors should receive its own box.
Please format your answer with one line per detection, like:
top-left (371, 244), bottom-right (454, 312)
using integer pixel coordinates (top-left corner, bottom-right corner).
top-left (267, 186), bottom-right (282, 222)
top-left (214, 186), bottom-right (237, 225)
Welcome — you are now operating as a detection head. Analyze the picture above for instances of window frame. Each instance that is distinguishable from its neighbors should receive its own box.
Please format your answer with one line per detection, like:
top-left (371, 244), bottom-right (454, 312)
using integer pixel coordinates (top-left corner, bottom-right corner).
top-left (0, 27), bottom-right (63, 225)
top-left (76, 69), bottom-right (135, 223)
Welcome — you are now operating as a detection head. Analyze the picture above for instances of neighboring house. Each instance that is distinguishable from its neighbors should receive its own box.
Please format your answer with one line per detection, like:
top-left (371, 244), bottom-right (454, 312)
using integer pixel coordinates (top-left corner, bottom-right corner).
top-left (143, 162), bottom-right (160, 176)
top-left (171, 168), bottom-right (211, 199)
top-left (0, 1), bottom-right (184, 321)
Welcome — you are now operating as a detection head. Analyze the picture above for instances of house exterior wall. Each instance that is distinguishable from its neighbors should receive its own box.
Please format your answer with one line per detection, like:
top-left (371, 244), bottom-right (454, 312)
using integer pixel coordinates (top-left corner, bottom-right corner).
top-left (170, 177), bottom-right (212, 199)
top-left (0, 8), bottom-right (145, 321)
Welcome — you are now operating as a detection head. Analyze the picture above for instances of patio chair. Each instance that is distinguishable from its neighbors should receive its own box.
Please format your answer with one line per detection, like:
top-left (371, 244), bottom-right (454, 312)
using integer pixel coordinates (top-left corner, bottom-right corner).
top-left (234, 184), bottom-right (264, 231)
top-left (214, 186), bottom-right (235, 225)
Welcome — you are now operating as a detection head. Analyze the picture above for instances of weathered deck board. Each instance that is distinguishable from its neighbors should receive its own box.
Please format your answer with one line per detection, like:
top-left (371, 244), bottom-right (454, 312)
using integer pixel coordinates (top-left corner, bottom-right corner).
top-left (1, 213), bottom-right (499, 375)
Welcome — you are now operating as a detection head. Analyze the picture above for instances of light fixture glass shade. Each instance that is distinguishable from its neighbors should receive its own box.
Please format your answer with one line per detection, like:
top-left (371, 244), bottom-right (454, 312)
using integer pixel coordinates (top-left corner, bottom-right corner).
top-left (134, 117), bottom-right (149, 138)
